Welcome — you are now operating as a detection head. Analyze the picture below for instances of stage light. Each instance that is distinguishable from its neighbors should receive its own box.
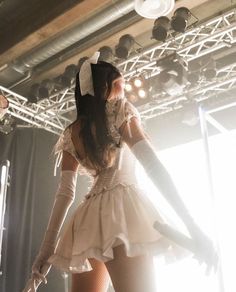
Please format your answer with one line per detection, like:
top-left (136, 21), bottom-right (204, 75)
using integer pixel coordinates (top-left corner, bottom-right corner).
top-left (28, 83), bottom-right (40, 103)
top-left (187, 60), bottom-right (202, 85)
top-left (203, 59), bottom-right (217, 79)
top-left (159, 71), bottom-right (186, 96)
top-left (138, 89), bottom-right (146, 98)
top-left (115, 34), bottom-right (135, 59)
top-left (0, 116), bottom-right (16, 134)
top-left (98, 46), bottom-right (113, 62)
top-left (41, 79), bottom-right (54, 95)
top-left (152, 16), bottom-right (170, 42)
top-left (171, 7), bottom-right (191, 32)
top-left (64, 64), bottom-right (78, 79)
top-left (134, 0), bottom-right (175, 19)
top-left (187, 72), bottom-right (200, 85)
top-left (156, 57), bottom-right (188, 96)
top-left (38, 86), bottom-right (49, 99)
top-left (0, 95), bottom-right (9, 120)
top-left (133, 77), bottom-right (143, 88)
top-left (60, 64), bottom-right (78, 88)
top-left (125, 83), bottom-right (132, 92)
top-left (125, 75), bottom-right (149, 104)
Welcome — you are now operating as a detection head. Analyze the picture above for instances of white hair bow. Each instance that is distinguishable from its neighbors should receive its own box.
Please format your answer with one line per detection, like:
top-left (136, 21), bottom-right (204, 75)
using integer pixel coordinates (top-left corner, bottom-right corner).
top-left (79, 51), bottom-right (100, 96)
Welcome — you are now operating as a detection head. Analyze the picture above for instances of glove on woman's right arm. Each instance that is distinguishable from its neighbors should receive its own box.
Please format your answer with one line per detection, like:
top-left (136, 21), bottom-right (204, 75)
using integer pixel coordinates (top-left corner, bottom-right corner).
top-left (23, 170), bottom-right (78, 292)
top-left (130, 138), bottom-right (195, 228)
top-left (121, 116), bottom-right (217, 272)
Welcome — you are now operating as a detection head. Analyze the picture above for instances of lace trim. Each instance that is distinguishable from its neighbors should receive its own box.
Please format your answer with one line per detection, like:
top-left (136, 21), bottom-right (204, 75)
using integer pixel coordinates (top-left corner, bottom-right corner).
top-left (54, 98), bottom-right (141, 176)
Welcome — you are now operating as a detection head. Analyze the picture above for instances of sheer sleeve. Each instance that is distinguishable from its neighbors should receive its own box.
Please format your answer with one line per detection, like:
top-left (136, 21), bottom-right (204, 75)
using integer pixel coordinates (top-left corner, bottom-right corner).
top-left (53, 127), bottom-right (79, 175)
top-left (116, 98), bottom-right (141, 128)
top-left (106, 97), bottom-right (142, 145)
top-left (116, 98), bottom-right (141, 139)
top-left (54, 128), bottom-right (76, 157)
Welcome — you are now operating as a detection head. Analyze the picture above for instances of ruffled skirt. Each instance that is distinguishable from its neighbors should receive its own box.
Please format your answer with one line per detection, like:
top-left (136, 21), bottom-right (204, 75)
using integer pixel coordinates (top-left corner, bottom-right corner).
top-left (49, 184), bottom-right (189, 273)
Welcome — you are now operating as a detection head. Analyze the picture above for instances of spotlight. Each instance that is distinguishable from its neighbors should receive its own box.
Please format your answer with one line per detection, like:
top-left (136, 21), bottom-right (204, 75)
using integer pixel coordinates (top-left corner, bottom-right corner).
top-left (138, 88), bottom-right (146, 98)
top-left (61, 64), bottom-right (78, 88)
top-left (115, 34), bottom-right (135, 59)
top-left (98, 46), bottom-right (113, 62)
top-left (159, 70), bottom-right (186, 96)
top-left (64, 64), bottom-right (78, 79)
top-left (187, 60), bottom-right (202, 85)
top-left (0, 116), bottom-right (16, 134)
top-left (152, 16), bottom-right (170, 42)
top-left (28, 83), bottom-right (40, 103)
top-left (157, 58), bottom-right (188, 96)
top-left (59, 75), bottom-right (72, 88)
top-left (135, 0), bottom-right (175, 19)
top-left (125, 82), bottom-right (132, 92)
top-left (41, 79), bottom-right (54, 91)
top-left (171, 7), bottom-right (191, 32)
top-left (38, 86), bottom-right (49, 99)
top-left (0, 95), bottom-right (9, 120)
top-left (187, 72), bottom-right (200, 85)
top-left (133, 77), bottom-right (143, 88)
top-left (125, 75), bottom-right (148, 104)
top-left (203, 59), bottom-right (217, 79)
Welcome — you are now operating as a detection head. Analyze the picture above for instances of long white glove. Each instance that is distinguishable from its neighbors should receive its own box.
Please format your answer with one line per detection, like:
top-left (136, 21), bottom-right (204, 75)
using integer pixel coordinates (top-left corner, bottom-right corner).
top-left (23, 170), bottom-right (78, 292)
top-left (131, 138), bottom-right (218, 271)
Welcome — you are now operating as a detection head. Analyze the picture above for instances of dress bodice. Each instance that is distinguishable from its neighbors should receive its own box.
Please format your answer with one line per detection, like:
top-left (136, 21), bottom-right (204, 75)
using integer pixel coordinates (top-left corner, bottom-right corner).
top-left (54, 97), bottom-right (141, 195)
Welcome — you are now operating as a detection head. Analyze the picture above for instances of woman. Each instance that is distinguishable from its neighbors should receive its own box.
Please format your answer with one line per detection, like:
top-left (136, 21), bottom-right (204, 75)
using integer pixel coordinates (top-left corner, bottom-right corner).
top-left (23, 52), bottom-right (217, 292)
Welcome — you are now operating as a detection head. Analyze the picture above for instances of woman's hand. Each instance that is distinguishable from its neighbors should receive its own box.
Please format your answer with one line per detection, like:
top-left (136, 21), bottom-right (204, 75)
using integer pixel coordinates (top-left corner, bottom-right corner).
top-left (22, 250), bottom-right (52, 292)
top-left (22, 263), bottom-right (51, 292)
top-left (188, 223), bottom-right (218, 274)
top-left (154, 220), bottom-right (218, 275)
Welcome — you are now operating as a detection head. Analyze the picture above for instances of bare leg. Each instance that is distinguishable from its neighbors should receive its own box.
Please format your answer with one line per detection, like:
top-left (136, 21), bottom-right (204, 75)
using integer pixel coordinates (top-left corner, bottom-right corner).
top-left (105, 245), bottom-right (157, 292)
top-left (71, 258), bottom-right (110, 292)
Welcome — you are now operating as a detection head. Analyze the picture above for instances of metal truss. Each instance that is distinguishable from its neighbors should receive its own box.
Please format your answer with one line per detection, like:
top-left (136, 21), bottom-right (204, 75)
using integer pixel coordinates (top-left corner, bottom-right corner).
top-left (119, 8), bottom-right (236, 78)
top-left (0, 86), bottom-right (71, 135)
top-left (139, 61), bottom-right (236, 120)
top-left (1, 7), bottom-right (236, 135)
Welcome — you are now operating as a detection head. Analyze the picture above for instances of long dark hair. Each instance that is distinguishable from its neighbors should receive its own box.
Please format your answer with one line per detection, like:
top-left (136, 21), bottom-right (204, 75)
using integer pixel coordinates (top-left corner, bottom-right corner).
top-left (72, 61), bottom-right (121, 171)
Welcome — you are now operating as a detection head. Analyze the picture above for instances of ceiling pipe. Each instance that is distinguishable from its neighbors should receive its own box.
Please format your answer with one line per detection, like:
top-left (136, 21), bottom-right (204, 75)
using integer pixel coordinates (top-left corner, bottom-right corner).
top-left (11, 0), bottom-right (135, 74)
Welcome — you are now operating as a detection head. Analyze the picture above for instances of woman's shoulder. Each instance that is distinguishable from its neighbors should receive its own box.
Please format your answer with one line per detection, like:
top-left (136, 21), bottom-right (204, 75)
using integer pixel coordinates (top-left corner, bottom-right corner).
top-left (115, 97), bottom-right (141, 128)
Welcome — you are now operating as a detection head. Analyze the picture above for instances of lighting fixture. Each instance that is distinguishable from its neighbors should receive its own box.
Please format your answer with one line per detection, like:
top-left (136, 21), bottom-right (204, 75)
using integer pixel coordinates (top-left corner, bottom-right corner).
top-left (138, 89), bottom-right (146, 98)
top-left (133, 77), bottom-right (143, 88)
top-left (115, 34), bottom-right (135, 59)
top-left (203, 59), bottom-right (217, 79)
top-left (152, 16), bottom-right (170, 42)
top-left (0, 116), bottom-right (16, 134)
top-left (171, 7), bottom-right (191, 32)
top-left (125, 83), bottom-right (133, 92)
top-left (98, 46), bottom-right (113, 62)
top-left (134, 0), bottom-right (175, 19)
top-left (28, 84), bottom-right (40, 103)
top-left (60, 64), bottom-right (78, 88)
top-left (156, 58), bottom-right (188, 96)
top-left (124, 75), bottom-right (148, 104)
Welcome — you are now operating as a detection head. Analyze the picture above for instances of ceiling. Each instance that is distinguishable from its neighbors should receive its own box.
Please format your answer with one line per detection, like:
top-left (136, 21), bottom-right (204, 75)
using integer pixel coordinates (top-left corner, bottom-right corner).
top-left (0, 0), bottom-right (236, 136)
top-left (0, 0), bottom-right (234, 88)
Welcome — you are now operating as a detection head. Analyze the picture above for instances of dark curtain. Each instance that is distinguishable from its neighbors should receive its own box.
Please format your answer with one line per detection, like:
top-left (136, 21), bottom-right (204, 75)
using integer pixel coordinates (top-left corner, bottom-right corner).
top-left (0, 128), bottom-right (90, 292)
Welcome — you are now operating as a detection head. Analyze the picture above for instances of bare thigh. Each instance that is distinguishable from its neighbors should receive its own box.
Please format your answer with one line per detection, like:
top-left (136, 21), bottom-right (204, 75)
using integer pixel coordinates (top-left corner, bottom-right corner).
top-left (71, 258), bottom-right (110, 292)
top-left (105, 245), bottom-right (157, 292)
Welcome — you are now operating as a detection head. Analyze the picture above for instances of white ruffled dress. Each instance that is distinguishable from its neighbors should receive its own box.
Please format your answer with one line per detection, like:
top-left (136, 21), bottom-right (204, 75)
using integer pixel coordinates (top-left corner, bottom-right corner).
top-left (49, 97), bottom-right (187, 273)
